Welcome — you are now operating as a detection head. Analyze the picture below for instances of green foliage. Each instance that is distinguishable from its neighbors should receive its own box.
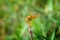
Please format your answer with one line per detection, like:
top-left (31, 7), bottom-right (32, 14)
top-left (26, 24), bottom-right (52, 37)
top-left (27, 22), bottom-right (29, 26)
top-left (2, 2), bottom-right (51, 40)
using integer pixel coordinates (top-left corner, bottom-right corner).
top-left (0, 0), bottom-right (60, 40)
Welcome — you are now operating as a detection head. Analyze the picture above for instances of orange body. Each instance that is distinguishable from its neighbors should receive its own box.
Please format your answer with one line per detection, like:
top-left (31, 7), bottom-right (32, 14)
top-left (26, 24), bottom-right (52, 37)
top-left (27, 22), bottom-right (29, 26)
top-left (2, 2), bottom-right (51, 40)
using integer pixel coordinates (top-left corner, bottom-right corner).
top-left (26, 15), bottom-right (37, 22)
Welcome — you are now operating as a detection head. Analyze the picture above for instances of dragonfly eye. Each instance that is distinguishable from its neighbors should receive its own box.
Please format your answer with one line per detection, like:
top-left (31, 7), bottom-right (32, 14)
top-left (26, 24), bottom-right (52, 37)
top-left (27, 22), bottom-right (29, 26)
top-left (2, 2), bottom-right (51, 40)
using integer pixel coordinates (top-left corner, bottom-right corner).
top-left (27, 17), bottom-right (32, 21)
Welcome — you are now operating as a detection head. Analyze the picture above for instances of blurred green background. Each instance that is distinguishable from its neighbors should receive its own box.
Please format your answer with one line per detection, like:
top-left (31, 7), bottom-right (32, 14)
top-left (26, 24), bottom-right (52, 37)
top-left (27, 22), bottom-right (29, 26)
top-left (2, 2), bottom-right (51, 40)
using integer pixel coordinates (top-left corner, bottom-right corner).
top-left (0, 0), bottom-right (60, 40)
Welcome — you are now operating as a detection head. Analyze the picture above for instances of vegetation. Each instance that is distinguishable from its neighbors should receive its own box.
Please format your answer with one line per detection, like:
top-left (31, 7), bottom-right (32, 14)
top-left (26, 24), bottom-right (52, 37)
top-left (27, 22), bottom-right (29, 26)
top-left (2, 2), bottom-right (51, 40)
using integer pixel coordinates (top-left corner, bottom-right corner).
top-left (0, 0), bottom-right (60, 40)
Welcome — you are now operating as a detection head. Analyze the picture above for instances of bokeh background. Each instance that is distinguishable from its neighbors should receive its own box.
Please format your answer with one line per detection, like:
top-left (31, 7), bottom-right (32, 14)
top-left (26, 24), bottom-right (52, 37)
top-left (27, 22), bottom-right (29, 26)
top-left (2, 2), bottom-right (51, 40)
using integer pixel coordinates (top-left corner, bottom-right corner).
top-left (0, 0), bottom-right (60, 40)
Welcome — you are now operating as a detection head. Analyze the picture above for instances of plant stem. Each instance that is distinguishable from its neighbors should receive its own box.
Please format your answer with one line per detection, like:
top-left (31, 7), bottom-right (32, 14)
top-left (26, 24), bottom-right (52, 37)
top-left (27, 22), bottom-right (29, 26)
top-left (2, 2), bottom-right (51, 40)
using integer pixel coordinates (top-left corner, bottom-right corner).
top-left (29, 29), bottom-right (33, 40)
top-left (27, 23), bottom-right (33, 40)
